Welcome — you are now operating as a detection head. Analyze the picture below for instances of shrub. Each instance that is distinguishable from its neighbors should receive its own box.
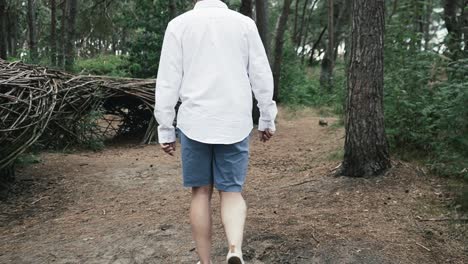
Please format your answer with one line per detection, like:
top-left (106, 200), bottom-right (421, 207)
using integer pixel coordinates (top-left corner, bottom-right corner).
top-left (278, 39), bottom-right (345, 114)
top-left (75, 54), bottom-right (129, 77)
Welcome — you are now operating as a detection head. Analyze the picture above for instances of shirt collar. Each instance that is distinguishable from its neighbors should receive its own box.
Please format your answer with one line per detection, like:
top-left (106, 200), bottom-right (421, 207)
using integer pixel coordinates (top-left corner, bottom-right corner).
top-left (194, 0), bottom-right (228, 9)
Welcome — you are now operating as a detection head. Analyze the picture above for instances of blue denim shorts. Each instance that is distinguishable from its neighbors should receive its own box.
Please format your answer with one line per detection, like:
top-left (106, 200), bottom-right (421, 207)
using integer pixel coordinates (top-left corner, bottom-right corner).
top-left (178, 129), bottom-right (250, 192)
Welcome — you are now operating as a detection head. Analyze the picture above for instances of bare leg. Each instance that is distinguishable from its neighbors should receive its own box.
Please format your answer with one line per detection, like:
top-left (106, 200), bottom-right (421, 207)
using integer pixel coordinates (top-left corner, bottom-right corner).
top-left (190, 185), bottom-right (213, 264)
top-left (220, 191), bottom-right (247, 255)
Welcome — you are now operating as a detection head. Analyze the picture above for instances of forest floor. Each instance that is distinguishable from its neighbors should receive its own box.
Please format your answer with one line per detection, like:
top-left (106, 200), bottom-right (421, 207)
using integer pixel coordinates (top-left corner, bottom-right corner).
top-left (0, 107), bottom-right (466, 264)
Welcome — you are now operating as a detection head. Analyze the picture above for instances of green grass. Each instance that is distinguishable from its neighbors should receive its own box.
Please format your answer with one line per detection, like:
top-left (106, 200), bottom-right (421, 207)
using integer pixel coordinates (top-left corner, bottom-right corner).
top-left (327, 149), bottom-right (344, 161)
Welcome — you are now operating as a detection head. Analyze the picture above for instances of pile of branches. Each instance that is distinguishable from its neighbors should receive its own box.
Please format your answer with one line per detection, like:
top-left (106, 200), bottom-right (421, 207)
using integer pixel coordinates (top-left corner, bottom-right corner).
top-left (0, 59), bottom-right (158, 176)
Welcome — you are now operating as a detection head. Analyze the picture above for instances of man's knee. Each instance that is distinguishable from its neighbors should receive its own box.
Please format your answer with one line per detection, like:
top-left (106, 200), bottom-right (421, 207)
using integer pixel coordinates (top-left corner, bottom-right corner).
top-left (192, 185), bottom-right (214, 198)
top-left (219, 190), bottom-right (243, 198)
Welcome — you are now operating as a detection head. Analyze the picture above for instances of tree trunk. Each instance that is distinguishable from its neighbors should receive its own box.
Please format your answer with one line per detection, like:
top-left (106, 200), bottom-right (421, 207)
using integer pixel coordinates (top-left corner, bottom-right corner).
top-left (308, 26), bottom-right (326, 65)
top-left (319, 0), bottom-right (334, 91)
top-left (169, 0), bottom-right (177, 19)
top-left (121, 27), bottom-right (127, 54)
top-left (464, 1), bottom-right (468, 57)
top-left (414, 0), bottom-right (425, 34)
top-left (423, 0), bottom-right (432, 51)
top-left (443, 0), bottom-right (466, 60)
top-left (343, 0), bottom-right (353, 73)
top-left (8, 1), bottom-right (20, 57)
top-left (59, 0), bottom-right (67, 68)
top-left (27, 0), bottom-right (38, 63)
top-left (254, 0), bottom-right (271, 119)
top-left (8, 8), bottom-right (17, 57)
top-left (240, 0), bottom-right (253, 18)
top-left (292, 0), bottom-right (300, 43)
top-left (296, 0), bottom-right (313, 48)
top-left (0, 0), bottom-right (7, 59)
top-left (50, 0), bottom-right (57, 66)
top-left (255, 0), bottom-right (270, 56)
top-left (272, 0), bottom-right (292, 102)
top-left (299, 0), bottom-right (320, 62)
top-left (331, 0), bottom-right (351, 61)
top-left (340, 0), bottom-right (391, 177)
top-left (64, 0), bottom-right (77, 71)
top-left (112, 32), bottom-right (117, 55)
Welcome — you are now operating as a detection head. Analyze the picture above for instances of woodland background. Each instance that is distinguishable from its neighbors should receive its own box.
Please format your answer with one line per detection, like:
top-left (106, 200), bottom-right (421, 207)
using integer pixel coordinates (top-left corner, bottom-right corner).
top-left (0, 0), bottom-right (467, 206)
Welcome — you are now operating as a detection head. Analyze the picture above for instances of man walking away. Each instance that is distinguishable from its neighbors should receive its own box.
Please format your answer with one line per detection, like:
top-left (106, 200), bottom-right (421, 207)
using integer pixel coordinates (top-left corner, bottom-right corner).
top-left (154, 0), bottom-right (277, 263)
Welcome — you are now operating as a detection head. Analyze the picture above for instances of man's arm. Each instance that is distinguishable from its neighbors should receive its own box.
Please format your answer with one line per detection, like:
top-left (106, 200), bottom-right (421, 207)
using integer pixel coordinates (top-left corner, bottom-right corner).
top-left (154, 22), bottom-right (183, 145)
top-left (246, 20), bottom-right (278, 134)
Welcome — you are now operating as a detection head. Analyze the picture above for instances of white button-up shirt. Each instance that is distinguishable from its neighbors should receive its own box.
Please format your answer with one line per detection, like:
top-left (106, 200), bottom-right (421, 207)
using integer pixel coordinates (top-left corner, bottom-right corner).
top-left (154, 0), bottom-right (277, 144)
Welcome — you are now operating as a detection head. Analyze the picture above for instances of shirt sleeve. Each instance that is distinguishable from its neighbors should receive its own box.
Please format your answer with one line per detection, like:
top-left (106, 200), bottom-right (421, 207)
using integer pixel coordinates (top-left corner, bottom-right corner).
top-left (246, 20), bottom-right (278, 132)
top-left (154, 22), bottom-right (183, 143)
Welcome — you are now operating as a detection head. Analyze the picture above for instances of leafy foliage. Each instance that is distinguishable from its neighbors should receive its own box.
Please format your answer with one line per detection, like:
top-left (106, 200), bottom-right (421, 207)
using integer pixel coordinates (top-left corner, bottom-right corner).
top-left (75, 54), bottom-right (129, 76)
top-left (3, 0), bottom-right (466, 204)
top-left (121, 0), bottom-right (192, 78)
top-left (384, 10), bottom-right (468, 181)
top-left (279, 37), bottom-right (345, 113)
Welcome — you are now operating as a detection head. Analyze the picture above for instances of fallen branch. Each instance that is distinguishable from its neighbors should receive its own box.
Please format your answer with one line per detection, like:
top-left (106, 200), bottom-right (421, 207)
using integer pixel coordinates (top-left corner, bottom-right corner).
top-left (415, 242), bottom-right (431, 252)
top-left (31, 196), bottom-right (48, 205)
top-left (286, 178), bottom-right (318, 187)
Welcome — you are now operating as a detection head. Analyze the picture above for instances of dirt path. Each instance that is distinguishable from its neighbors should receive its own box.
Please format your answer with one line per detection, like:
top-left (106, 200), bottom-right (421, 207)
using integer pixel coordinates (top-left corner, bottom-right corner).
top-left (0, 108), bottom-right (466, 264)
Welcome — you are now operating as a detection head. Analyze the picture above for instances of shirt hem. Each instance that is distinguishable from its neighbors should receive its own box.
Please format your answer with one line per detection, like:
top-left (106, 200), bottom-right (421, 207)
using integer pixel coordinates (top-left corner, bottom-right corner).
top-left (177, 125), bottom-right (252, 145)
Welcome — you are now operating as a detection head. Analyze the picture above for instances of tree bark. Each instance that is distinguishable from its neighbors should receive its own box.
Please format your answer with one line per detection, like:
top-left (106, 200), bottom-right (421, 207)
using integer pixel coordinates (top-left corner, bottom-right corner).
top-left (343, 0), bottom-right (353, 73)
top-left (340, 0), bottom-right (391, 177)
top-left (59, 0), bottom-right (67, 68)
top-left (8, 7), bottom-right (17, 57)
top-left (121, 27), bottom-right (128, 54)
top-left (299, 0), bottom-right (320, 62)
top-left (464, 1), bottom-right (468, 57)
top-left (169, 0), bottom-right (177, 19)
top-left (292, 0), bottom-right (300, 43)
top-left (27, 0), bottom-right (38, 63)
top-left (296, 0), bottom-right (313, 48)
top-left (240, 0), bottom-right (253, 18)
top-left (255, 0), bottom-right (270, 56)
top-left (0, 0), bottom-right (7, 59)
top-left (423, 0), bottom-right (433, 51)
top-left (414, 0), bottom-right (425, 34)
top-left (272, 0), bottom-right (292, 102)
top-left (443, 0), bottom-right (467, 60)
top-left (308, 26), bottom-right (327, 65)
top-left (331, 0), bottom-right (351, 61)
top-left (50, 0), bottom-right (57, 66)
top-left (8, 1), bottom-right (19, 57)
top-left (64, 0), bottom-right (77, 71)
top-left (319, 0), bottom-right (334, 91)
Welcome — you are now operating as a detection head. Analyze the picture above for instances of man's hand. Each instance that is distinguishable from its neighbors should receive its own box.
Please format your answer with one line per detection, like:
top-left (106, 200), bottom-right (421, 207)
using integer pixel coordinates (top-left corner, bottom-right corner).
top-left (160, 142), bottom-right (176, 156)
top-left (258, 129), bottom-right (274, 142)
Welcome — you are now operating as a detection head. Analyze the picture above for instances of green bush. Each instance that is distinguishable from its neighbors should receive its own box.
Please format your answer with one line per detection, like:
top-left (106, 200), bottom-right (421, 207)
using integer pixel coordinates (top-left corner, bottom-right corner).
top-left (75, 54), bottom-right (129, 77)
top-left (384, 40), bottom-right (468, 180)
top-left (278, 39), bottom-right (345, 114)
